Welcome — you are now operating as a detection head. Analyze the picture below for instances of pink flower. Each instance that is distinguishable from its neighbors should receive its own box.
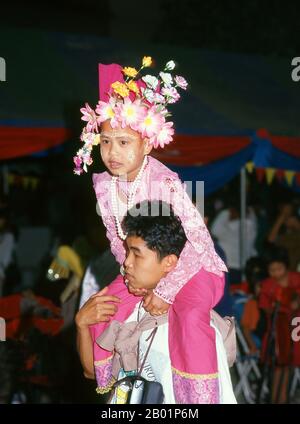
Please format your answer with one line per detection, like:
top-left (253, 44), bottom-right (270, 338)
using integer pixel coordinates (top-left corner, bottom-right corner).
top-left (80, 103), bottom-right (98, 132)
top-left (73, 156), bottom-right (82, 167)
top-left (74, 168), bottom-right (83, 175)
top-left (174, 75), bottom-right (188, 90)
top-left (115, 98), bottom-right (146, 131)
top-left (150, 121), bottom-right (174, 148)
top-left (161, 87), bottom-right (180, 104)
top-left (73, 156), bottom-right (84, 175)
top-left (95, 99), bottom-right (119, 128)
top-left (138, 107), bottom-right (165, 138)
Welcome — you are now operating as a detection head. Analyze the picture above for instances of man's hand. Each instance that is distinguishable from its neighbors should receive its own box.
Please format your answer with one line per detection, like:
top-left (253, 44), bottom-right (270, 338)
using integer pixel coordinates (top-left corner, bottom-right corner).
top-left (143, 291), bottom-right (170, 316)
top-left (75, 287), bottom-right (121, 329)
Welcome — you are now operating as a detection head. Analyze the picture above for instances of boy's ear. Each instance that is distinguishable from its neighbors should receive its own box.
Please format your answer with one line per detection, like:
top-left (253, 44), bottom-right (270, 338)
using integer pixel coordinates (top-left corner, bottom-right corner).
top-left (163, 254), bottom-right (178, 273)
top-left (143, 138), bottom-right (153, 155)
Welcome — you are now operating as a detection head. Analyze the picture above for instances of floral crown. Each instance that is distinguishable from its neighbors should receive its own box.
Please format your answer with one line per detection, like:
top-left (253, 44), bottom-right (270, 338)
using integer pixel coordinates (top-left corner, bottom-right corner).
top-left (74, 56), bottom-right (188, 175)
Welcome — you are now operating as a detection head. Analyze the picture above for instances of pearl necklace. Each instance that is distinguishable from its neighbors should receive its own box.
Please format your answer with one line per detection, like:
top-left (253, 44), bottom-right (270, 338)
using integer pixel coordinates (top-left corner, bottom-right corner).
top-left (111, 155), bottom-right (148, 240)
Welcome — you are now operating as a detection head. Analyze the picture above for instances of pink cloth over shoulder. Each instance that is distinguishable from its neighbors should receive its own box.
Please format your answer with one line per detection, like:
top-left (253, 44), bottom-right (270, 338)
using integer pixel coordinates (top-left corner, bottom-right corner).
top-left (92, 155), bottom-right (227, 304)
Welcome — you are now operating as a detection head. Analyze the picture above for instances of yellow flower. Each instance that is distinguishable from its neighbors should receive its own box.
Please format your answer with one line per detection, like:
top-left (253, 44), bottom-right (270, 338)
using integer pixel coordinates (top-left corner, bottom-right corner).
top-left (122, 67), bottom-right (138, 78)
top-left (126, 80), bottom-right (139, 95)
top-left (111, 81), bottom-right (129, 98)
top-left (142, 56), bottom-right (152, 67)
top-left (93, 134), bottom-right (101, 146)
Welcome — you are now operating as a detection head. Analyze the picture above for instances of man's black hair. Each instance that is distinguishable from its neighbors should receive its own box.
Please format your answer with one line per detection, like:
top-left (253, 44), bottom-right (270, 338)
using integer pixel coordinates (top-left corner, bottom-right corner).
top-left (122, 200), bottom-right (187, 261)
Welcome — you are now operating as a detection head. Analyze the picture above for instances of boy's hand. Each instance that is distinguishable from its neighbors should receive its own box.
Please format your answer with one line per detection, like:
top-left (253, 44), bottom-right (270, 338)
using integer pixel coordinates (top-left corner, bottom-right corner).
top-left (75, 287), bottom-right (121, 329)
top-left (143, 292), bottom-right (170, 316)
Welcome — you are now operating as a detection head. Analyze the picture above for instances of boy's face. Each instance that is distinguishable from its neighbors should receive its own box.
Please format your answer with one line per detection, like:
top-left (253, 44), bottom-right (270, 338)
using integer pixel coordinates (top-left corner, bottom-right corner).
top-left (100, 120), bottom-right (152, 181)
top-left (124, 235), bottom-right (175, 294)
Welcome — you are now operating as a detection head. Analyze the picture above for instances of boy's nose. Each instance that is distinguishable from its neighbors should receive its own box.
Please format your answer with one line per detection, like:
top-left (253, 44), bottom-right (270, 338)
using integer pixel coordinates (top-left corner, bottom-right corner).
top-left (109, 142), bottom-right (120, 156)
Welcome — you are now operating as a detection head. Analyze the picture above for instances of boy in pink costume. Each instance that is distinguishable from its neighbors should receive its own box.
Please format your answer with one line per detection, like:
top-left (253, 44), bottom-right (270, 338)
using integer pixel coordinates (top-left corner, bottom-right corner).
top-left (74, 57), bottom-right (227, 403)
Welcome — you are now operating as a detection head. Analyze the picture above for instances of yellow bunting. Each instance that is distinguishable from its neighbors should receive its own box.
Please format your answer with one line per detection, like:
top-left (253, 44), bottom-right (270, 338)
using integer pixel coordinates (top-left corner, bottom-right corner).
top-left (7, 174), bottom-right (14, 185)
top-left (284, 170), bottom-right (295, 186)
top-left (245, 161), bottom-right (254, 173)
top-left (23, 177), bottom-right (30, 189)
top-left (30, 178), bottom-right (39, 190)
top-left (266, 168), bottom-right (276, 185)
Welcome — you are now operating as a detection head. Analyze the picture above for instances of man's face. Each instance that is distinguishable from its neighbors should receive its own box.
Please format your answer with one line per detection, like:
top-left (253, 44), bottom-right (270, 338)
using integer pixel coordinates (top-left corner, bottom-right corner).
top-left (124, 235), bottom-right (168, 293)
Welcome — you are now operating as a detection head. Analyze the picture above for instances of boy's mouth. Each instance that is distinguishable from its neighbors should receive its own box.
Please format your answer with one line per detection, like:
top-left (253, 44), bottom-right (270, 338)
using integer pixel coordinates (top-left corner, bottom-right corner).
top-left (108, 160), bottom-right (123, 169)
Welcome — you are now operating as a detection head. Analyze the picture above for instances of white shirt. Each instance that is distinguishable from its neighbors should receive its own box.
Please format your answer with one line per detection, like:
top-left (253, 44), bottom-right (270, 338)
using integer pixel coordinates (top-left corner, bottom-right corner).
top-left (110, 303), bottom-right (237, 404)
top-left (211, 209), bottom-right (257, 269)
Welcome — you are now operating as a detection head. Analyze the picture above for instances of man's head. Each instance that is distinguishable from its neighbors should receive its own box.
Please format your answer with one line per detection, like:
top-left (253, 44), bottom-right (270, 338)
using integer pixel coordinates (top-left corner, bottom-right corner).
top-left (122, 201), bottom-right (187, 293)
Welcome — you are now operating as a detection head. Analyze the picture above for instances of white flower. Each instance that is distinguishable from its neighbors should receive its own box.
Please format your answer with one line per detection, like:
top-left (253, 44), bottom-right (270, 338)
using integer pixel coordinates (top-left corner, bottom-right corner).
top-left (142, 75), bottom-right (159, 90)
top-left (165, 60), bottom-right (175, 71)
top-left (159, 72), bottom-right (173, 88)
top-left (153, 93), bottom-right (165, 103)
top-left (141, 87), bottom-right (156, 103)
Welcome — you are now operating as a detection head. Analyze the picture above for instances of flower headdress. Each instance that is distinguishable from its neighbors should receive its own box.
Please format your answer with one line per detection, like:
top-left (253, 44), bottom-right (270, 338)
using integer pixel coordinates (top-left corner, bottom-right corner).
top-left (74, 56), bottom-right (188, 175)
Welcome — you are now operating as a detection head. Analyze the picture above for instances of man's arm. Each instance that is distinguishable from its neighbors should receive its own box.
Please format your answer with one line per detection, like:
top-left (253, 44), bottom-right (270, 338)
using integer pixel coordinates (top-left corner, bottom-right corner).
top-left (75, 287), bottom-right (120, 379)
top-left (76, 325), bottom-right (95, 379)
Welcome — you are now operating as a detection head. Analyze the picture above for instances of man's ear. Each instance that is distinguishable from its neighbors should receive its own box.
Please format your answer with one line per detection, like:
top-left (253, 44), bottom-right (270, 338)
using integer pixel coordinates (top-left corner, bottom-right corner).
top-left (143, 138), bottom-right (153, 155)
top-left (162, 254), bottom-right (178, 274)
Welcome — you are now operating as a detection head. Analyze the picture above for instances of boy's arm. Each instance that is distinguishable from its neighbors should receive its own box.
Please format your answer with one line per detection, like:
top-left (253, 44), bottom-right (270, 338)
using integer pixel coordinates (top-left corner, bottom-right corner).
top-left (154, 177), bottom-right (227, 304)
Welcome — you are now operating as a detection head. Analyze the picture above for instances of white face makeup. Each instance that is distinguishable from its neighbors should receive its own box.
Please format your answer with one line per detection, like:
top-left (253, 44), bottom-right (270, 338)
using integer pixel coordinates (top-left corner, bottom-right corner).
top-left (100, 131), bottom-right (139, 143)
top-left (99, 122), bottom-right (152, 180)
top-left (126, 150), bottom-right (136, 164)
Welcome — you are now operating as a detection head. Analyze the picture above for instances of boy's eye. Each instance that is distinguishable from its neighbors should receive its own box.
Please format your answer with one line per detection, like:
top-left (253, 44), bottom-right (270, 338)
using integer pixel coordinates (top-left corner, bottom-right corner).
top-left (120, 140), bottom-right (128, 145)
top-left (101, 139), bottom-right (110, 144)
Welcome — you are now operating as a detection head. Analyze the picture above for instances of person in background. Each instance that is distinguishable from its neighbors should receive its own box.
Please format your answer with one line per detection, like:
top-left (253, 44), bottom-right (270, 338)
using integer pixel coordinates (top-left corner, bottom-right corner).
top-left (79, 249), bottom-right (120, 309)
top-left (259, 247), bottom-right (300, 403)
top-left (268, 202), bottom-right (300, 272)
top-left (201, 203), bottom-right (233, 317)
top-left (240, 257), bottom-right (267, 355)
top-left (211, 200), bottom-right (257, 285)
